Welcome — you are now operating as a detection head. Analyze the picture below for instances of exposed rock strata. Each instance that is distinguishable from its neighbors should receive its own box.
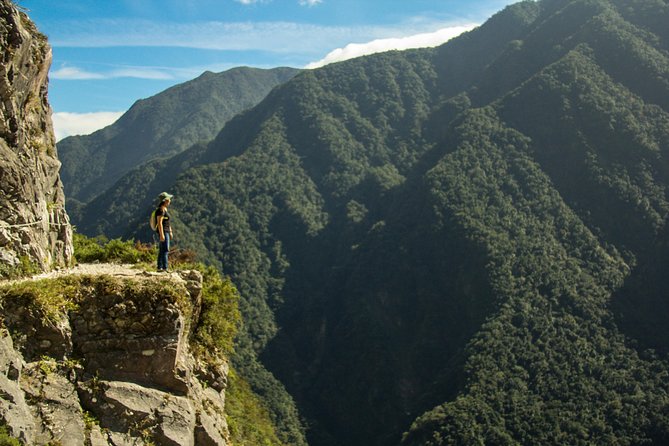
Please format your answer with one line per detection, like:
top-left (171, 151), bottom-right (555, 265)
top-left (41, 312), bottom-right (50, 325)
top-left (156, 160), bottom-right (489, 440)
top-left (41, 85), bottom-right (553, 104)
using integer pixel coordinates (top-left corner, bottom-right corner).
top-left (0, 268), bottom-right (230, 445)
top-left (0, 0), bottom-right (73, 272)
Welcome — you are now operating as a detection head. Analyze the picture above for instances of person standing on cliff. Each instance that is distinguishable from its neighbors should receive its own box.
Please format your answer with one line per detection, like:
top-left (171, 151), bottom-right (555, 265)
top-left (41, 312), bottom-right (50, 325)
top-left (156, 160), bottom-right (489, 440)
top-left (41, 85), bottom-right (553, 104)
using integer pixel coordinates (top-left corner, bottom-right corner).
top-left (155, 192), bottom-right (173, 272)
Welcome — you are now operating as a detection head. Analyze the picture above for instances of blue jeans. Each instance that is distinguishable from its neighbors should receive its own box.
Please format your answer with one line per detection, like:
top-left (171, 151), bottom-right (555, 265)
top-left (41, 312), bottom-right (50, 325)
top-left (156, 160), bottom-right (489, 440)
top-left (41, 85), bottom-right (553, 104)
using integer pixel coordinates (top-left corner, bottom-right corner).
top-left (157, 233), bottom-right (170, 270)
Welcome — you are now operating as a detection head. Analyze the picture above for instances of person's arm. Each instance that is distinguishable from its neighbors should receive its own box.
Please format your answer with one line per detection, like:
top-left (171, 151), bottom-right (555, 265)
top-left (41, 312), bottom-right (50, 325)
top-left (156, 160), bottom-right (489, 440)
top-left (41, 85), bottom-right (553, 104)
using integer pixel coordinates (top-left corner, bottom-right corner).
top-left (157, 215), bottom-right (165, 241)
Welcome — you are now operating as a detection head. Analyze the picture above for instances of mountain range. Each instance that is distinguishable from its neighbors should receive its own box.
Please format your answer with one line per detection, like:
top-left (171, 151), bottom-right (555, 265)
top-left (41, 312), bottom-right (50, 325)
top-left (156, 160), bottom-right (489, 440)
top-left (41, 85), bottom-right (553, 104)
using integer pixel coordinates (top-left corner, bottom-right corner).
top-left (58, 66), bottom-right (299, 207)
top-left (65, 0), bottom-right (669, 444)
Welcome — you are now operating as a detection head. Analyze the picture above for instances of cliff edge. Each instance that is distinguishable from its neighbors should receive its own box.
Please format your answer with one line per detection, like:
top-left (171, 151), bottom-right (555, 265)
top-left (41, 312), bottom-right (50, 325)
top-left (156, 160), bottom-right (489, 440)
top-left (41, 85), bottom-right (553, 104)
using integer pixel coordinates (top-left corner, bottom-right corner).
top-left (0, 0), bottom-right (73, 273)
top-left (0, 264), bottom-right (231, 445)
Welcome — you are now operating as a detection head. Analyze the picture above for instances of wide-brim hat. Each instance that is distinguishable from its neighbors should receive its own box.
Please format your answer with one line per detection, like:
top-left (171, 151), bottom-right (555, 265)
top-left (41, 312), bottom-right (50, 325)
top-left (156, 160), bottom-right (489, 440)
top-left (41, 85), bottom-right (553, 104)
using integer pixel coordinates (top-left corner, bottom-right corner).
top-left (158, 192), bottom-right (173, 202)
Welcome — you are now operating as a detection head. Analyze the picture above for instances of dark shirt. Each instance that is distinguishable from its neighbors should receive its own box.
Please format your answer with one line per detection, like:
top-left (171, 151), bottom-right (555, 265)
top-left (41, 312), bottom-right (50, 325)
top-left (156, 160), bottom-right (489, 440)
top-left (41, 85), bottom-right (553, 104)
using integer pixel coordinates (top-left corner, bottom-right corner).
top-left (155, 207), bottom-right (171, 234)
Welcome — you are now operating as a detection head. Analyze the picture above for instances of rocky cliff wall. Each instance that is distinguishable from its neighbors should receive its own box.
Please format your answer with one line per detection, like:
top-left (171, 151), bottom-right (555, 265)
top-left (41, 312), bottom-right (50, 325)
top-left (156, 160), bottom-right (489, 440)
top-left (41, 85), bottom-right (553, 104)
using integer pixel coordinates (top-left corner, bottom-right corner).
top-left (0, 0), bottom-right (73, 272)
top-left (0, 267), bottom-right (230, 445)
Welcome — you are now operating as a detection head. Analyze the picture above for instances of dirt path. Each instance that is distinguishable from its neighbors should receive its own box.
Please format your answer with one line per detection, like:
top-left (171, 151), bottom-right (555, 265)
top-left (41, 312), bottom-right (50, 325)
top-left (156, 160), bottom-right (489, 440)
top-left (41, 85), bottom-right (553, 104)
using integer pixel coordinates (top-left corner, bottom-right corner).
top-left (1, 263), bottom-right (172, 286)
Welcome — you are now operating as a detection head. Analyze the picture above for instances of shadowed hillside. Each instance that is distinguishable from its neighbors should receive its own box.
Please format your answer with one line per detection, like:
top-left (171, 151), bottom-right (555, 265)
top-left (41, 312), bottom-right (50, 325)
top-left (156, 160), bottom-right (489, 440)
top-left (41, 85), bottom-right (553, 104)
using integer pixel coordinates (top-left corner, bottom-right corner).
top-left (79, 0), bottom-right (669, 444)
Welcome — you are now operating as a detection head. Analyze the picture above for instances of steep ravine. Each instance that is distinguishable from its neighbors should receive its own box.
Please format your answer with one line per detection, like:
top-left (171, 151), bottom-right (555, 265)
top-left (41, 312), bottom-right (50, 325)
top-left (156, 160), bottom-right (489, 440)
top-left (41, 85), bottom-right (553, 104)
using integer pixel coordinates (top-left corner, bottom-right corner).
top-left (0, 264), bottom-right (231, 445)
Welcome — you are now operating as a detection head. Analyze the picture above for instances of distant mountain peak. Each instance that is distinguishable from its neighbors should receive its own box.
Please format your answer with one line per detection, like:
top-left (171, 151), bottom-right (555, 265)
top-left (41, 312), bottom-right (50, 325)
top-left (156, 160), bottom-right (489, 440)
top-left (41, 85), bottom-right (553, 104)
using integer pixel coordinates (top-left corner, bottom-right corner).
top-left (58, 66), bottom-right (300, 205)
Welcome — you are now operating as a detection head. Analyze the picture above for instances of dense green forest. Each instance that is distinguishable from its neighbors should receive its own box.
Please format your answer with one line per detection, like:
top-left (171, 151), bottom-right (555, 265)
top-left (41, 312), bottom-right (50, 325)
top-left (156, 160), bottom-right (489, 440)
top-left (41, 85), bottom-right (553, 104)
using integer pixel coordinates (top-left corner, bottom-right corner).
top-left (69, 0), bottom-right (669, 444)
top-left (58, 66), bottom-right (298, 206)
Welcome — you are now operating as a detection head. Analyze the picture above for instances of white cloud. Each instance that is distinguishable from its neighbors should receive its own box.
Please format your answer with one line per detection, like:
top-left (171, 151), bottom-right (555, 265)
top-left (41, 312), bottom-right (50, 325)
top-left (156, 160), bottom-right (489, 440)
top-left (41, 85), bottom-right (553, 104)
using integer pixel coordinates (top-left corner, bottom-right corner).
top-left (52, 111), bottom-right (124, 141)
top-left (50, 62), bottom-right (268, 84)
top-left (47, 19), bottom-right (479, 71)
top-left (306, 24), bottom-right (477, 69)
top-left (49, 19), bottom-right (464, 57)
top-left (51, 64), bottom-right (176, 81)
top-left (107, 67), bottom-right (175, 80)
top-left (235, 0), bottom-right (320, 5)
top-left (50, 66), bottom-right (105, 80)
top-left (49, 20), bottom-right (347, 53)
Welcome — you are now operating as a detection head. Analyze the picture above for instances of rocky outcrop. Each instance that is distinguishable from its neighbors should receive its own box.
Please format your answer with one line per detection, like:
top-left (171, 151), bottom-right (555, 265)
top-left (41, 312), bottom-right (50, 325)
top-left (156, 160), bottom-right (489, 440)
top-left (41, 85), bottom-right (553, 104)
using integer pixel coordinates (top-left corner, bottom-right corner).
top-left (0, 0), bottom-right (73, 273)
top-left (0, 268), bottom-right (230, 445)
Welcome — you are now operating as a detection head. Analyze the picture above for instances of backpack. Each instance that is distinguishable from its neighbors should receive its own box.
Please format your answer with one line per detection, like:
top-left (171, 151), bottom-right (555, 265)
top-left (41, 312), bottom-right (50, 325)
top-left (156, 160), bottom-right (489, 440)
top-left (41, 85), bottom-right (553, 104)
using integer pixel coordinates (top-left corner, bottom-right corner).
top-left (149, 209), bottom-right (158, 231)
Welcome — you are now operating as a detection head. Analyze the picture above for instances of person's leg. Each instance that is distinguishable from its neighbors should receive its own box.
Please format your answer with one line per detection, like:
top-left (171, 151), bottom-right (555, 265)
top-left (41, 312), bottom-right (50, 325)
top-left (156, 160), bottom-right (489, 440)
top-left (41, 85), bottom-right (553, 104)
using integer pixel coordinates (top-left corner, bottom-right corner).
top-left (158, 236), bottom-right (168, 270)
top-left (157, 244), bottom-right (163, 270)
top-left (164, 233), bottom-right (170, 270)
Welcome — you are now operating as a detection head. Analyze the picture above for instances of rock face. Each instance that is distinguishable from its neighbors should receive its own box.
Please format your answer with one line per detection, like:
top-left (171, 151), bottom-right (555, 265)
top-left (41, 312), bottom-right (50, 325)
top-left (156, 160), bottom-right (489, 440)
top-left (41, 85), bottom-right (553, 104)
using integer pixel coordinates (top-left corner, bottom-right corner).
top-left (0, 269), bottom-right (230, 445)
top-left (0, 0), bottom-right (73, 272)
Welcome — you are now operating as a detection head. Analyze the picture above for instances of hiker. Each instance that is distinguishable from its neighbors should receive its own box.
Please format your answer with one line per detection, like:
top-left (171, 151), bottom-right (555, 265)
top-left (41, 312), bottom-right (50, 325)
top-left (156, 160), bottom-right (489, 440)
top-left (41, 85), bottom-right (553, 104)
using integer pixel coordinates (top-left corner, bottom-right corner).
top-left (155, 192), bottom-right (173, 271)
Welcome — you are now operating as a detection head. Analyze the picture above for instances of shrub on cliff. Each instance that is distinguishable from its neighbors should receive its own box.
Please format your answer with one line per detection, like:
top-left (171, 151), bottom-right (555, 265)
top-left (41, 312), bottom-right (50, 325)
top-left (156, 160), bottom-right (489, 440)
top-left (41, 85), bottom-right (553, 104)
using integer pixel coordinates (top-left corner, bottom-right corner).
top-left (192, 264), bottom-right (242, 357)
top-left (73, 233), bottom-right (155, 264)
top-left (0, 255), bottom-right (40, 280)
top-left (0, 424), bottom-right (20, 446)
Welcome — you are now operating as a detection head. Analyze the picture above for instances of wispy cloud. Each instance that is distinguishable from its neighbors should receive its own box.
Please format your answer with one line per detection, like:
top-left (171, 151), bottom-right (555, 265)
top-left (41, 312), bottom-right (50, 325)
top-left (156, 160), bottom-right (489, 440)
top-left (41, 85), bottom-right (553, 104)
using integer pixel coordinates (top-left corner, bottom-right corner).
top-left (46, 18), bottom-right (478, 87)
top-left (234, 0), bottom-right (321, 5)
top-left (306, 24), bottom-right (477, 69)
top-left (50, 66), bottom-right (105, 80)
top-left (48, 22), bottom-right (477, 82)
top-left (106, 67), bottom-right (175, 80)
top-left (52, 111), bottom-right (124, 141)
top-left (49, 20), bottom-right (348, 53)
top-left (51, 64), bottom-right (196, 81)
top-left (47, 18), bottom-right (468, 58)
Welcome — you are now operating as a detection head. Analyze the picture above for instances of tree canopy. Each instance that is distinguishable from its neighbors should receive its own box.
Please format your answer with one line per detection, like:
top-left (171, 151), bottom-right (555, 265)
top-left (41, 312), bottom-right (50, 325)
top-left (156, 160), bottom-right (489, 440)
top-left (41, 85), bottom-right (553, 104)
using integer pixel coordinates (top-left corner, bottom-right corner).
top-left (72, 0), bottom-right (669, 444)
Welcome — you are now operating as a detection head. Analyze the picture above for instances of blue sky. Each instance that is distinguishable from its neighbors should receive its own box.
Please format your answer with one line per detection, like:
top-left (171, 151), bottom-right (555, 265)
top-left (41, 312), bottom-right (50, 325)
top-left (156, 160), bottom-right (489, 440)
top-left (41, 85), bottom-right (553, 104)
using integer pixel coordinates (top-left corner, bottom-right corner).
top-left (19, 0), bottom-right (518, 140)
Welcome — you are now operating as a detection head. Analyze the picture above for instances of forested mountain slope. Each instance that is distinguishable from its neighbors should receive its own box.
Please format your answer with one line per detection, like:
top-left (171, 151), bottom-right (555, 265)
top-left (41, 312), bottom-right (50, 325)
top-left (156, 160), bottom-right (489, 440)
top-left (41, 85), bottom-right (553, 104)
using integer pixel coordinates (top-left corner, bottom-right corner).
top-left (85, 0), bottom-right (669, 444)
top-left (58, 66), bottom-right (298, 205)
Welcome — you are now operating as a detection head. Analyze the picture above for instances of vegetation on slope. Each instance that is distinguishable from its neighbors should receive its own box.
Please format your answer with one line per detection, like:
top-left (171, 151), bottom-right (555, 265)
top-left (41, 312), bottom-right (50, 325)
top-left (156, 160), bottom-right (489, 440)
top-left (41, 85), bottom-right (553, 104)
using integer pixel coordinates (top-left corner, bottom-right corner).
top-left (403, 108), bottom-right (669, 445)
top-left (0, 255), bottom-right (40, 280)
top-left (59, 67), bottom-right (299, 205)
top-left (0, 424), bottom-right (19, 446)
top-left (71, 0), bottom-right (669, 444)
